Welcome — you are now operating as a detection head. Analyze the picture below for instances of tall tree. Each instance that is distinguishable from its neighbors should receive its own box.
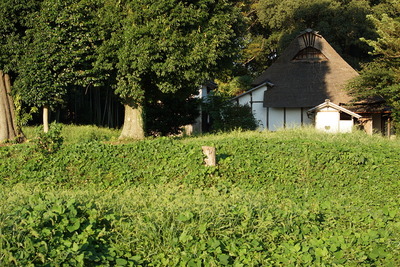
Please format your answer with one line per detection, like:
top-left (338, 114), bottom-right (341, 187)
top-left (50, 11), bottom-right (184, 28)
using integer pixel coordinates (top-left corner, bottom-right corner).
top-left (0, 71), bottom-right (22, 142)
top-left (0, 0), bottom-right (41, 73)
top-left (0, 0), bottom-right (40, 141)
top-left (114, 0), bottom-right (244, 139)
top-left (14, 0), bottom-right (103, 132)
top-left (348, 0), bottom-right (400, 124)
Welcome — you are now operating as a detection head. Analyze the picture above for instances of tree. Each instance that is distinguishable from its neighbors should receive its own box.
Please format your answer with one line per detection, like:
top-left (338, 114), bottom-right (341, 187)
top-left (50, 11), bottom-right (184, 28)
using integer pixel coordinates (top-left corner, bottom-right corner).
top-left (114, 0), bottom-right (244, 139)
top-left (0, 0), bottom-right (40, 141)
top-left (14, 0), bottom-right (103, 132)
top-left (0, 0), bottom-right (41, 73)
top-left (0, 71), bottom-right (23, 142)
top-left (348, 0), bottom-right (400, 124)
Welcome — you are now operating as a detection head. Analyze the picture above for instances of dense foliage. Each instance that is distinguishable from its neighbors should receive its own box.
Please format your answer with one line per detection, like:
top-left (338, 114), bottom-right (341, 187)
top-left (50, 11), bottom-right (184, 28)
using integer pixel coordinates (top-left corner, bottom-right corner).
top-left (15, 0), bottom-right (100, 111)
top-left (1, 128), bottom-right (399, 265)
top-left (114, 0), bottom-right (244, 138)
top-left (348, 0), bottom-right (400, 126)
top-left (33, 122), bottom-right (64, 155)
top-left (202, 93), bottom-right (259, 132)
top-left (0, 0), bottom-right (244, 137)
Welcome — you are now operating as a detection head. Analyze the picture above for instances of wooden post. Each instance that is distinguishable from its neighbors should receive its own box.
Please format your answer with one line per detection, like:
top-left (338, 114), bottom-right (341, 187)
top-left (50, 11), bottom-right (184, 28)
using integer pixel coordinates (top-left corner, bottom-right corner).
top-left (202, 146), bottom-right (216, 166)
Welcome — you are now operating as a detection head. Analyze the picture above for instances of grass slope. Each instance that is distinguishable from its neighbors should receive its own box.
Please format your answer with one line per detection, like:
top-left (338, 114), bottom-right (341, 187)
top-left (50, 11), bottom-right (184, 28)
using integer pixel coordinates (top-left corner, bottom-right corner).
top-left (0, 128), bottom-right (399, 266)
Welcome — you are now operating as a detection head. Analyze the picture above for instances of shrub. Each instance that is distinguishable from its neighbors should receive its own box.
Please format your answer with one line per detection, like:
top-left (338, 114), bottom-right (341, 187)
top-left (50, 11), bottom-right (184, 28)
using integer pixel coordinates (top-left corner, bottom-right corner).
top-left (202, 93), bottom-right (258, 132)
top-left (34, 123), bottom-right (64, 155)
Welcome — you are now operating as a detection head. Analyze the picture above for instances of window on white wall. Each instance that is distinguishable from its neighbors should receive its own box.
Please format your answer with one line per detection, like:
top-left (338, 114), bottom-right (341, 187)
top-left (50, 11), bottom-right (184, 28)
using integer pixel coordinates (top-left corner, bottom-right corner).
top-left (340, 112), bottom-right (352, 120)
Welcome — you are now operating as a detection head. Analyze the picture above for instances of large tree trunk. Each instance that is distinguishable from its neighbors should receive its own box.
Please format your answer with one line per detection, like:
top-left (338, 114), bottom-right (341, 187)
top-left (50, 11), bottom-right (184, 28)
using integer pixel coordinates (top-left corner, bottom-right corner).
top-left (0, 75), bottom-right (8, 141)
top-left (0, 71), bottom-right (23, 142)
top-left (4, 74), bottom-right (17, 134)
top-left (119, 100), bottom-right (145, 140)
top-left (43, 105), bottom-right (50, 133)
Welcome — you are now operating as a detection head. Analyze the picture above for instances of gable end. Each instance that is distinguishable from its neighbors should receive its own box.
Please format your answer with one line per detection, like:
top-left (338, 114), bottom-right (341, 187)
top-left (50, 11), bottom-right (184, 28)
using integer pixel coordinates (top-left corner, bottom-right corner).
top-left (292, 47), bottom-right (327, 62)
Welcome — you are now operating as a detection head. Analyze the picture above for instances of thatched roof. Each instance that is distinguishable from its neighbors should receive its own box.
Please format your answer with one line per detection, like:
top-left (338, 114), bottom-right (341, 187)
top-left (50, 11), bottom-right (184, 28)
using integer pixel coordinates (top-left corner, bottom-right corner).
top-left (343, 97), bottom-right (391, 114)
top-left (253, 29), bottom-right (358, 108)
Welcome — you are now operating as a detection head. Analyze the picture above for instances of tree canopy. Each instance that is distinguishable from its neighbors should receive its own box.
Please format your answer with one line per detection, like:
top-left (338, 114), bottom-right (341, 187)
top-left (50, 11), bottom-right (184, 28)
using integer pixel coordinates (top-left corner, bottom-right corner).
top-left (15, 0), bottom-right (102, 110)
top-left (348, 0), bottom-right (400, 125)
top-left (112, 0), bottom-right (244, 138)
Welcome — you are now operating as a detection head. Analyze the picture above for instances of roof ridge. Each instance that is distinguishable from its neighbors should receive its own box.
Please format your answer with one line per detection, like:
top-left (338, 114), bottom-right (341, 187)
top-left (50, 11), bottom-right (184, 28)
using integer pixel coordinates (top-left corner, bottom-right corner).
top-left (296, 28), bottom-right (322, 38)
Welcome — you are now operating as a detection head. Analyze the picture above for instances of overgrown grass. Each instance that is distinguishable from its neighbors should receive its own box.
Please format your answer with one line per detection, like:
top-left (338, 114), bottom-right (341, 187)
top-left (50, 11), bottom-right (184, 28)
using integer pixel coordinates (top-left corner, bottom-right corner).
top-left (22, 124), bottom-right (120, 143)
top-left (1, 128), bottom-right (399, 265)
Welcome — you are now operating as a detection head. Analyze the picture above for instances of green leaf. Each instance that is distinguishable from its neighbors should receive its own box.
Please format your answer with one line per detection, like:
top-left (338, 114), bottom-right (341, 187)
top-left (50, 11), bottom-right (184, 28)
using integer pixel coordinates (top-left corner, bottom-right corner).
top-left (177, 211), bottom-right (193, 222)
top-left (315, 247), bottom-right (329, 258)
top-left (116, 258), bottom-right (128, 266)
top-left (218, 254), bottom-right (230, 265)
top-left (199, 223), bottom-right (207, 234)
top-left (72, 242), bottom-right (80, 252)
top-left (369, 246), bottom-right (387, 259)
top-left (179, 231), bottom-right (193, 243)
top-left (302, 253), bottom-right (313, 263)
top-left (51, 205), bottom-right (64, 214)
top-left (64, 240), bottom-right (72, 248)
top-left (67, 219), bottom-right (81, 232)
top-left (76, 253), bottom-right (84, 264)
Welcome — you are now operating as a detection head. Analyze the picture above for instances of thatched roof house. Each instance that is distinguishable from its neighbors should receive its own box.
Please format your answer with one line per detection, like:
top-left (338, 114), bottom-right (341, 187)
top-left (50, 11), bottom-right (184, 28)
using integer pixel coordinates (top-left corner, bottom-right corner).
top-left (229, 28), bottom-right (393, 134)
top-left (253, 29), bottom-right (357, 108)
top-left (233, 29), bottom-right (365, 131)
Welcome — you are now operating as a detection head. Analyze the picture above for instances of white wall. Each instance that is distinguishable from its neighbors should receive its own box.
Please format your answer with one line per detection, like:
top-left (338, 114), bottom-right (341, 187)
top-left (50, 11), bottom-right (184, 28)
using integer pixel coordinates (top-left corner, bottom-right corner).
top-left (315, 108), bottom-right (340, 133)
top-left (233, 86), bottom-right (314, 131)
top-left (251, 89), bottom-right (266, 128)
top-left (266, 107), bottom-right (312, 131)
top-left (339, 120), bottom-right (353, 133)
top-left (237, 94), bottom-right (251, 106)
top-left (286, 108), bottom-right (302, 128)
top-left (315, 106), bottom-right (358, 133)
top-left (198, 85), bottom-right (208, 99)
top-left (235, 88), bottom-right (267, 129)
top-left (268, 108), bottom-right (284, 131)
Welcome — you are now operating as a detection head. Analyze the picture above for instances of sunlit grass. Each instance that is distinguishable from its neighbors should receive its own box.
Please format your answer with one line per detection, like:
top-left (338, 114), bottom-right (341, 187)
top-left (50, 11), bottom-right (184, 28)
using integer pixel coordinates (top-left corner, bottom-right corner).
top-left (22, 124), bottom-right (120, 143)
top-left (1, 126), bottom-right (399, 265)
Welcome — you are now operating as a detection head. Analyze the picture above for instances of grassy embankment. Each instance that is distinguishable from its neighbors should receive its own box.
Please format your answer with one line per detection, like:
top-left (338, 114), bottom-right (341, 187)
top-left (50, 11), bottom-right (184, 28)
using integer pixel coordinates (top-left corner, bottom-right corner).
top-left (1, 126), bottom-right (399, 266)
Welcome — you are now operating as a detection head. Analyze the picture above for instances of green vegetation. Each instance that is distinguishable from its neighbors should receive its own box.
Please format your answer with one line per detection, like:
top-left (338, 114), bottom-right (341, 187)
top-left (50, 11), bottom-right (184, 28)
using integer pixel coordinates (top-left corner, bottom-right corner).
top-left (23, 124), bottom-right (120, 144)
top-left (0, 0), bottom-right (244, 139)
top-left (202, 94), bottom-right (259, 132)
top-left (1, 128), bottom-right (399, 265)
top-left (347, 0), bottom-right (400, 126)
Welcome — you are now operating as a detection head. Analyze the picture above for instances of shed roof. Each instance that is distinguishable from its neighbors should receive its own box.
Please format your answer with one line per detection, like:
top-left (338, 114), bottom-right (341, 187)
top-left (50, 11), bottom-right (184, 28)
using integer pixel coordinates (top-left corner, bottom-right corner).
top-left (308, 99), bottom-right (362, 118)
top-left (252, 29), bottom-right (358, 108)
